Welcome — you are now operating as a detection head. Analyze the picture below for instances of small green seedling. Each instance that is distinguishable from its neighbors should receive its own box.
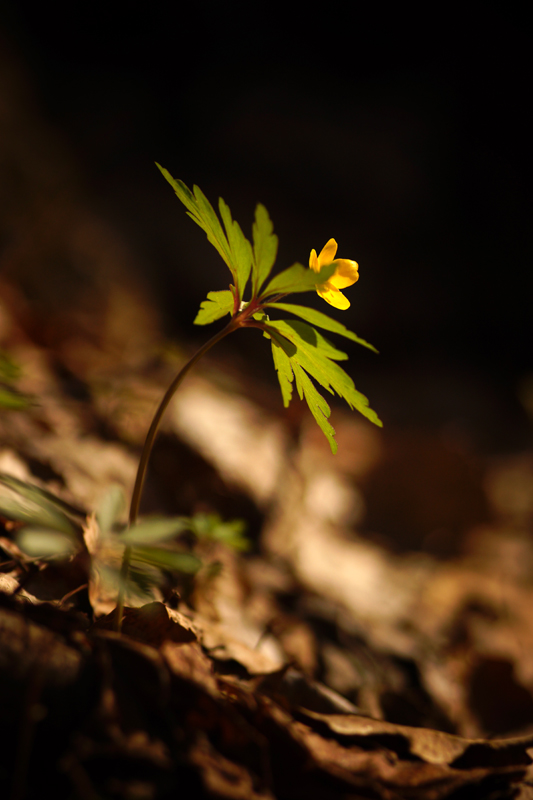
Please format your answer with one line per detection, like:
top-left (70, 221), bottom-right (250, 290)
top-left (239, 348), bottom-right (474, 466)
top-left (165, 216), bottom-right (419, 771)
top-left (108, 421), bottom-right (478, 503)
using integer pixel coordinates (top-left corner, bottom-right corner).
top-left (116, 167), bottom-right (382, 629)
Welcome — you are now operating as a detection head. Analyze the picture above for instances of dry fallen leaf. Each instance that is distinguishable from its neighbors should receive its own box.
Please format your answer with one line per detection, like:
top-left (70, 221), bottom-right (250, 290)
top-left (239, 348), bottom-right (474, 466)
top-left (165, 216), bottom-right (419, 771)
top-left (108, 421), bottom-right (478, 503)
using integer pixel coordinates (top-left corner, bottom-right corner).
top-left (297, 709), bottom-right (533, 768)
top-left (94, 601), bottom-right (198, 648)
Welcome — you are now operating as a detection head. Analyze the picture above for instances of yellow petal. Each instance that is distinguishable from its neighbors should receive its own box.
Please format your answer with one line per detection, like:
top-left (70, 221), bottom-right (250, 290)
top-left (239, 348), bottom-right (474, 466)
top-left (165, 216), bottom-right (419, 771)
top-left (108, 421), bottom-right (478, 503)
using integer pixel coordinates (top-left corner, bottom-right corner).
top-left (329, 259), bottom-right (359, 289)
top-left (317, 239), bottom-right (338, 267)
top-left (316, 283), bottom-right (351, 310)
top-left (309, 248), bottom-right (319, 272)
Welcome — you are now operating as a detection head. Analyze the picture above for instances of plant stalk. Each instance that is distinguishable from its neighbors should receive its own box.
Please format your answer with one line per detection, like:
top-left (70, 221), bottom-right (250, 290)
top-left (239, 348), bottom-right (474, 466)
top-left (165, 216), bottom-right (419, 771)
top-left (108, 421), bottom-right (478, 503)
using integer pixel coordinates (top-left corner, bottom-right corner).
top-left (115, 318), bottom-right (237, 631)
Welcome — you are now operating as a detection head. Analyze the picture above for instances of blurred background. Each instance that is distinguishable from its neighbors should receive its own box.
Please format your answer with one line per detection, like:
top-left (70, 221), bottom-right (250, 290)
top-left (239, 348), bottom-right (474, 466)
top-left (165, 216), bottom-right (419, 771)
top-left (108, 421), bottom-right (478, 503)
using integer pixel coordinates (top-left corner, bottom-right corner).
top-left (0, 1), bottom-right (530, 454)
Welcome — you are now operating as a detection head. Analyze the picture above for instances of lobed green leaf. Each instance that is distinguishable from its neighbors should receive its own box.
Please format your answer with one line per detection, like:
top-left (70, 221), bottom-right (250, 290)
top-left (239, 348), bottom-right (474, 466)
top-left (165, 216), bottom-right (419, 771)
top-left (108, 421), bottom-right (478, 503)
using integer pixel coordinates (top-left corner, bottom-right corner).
top-left (156, 164), bottom-right (234, 279)
top-left (95, 561), bottom-right (160, 602)
top-left (97, 485), bottom-right (126, 536)
top-left (266, 320), bottom-right (382, 451)
top-left (192, 185), bottom-right (233, 266)
top-left (194, 290), bottom-right (234, 325)
top-left (252, 204), bottom-right (278, 295)
top-left (265, 303), bottom-right (378, 352)
top-left (293, 363), bottom-right (338, 454)
top-left (119, 516), bottom-right (189, 546)
top-left (16, 527), bottom-right (77, 558)
top-left (271, 338), bottom-right (294, 407)
top-left (190, 512), bottom-right (249, 552)
top-left (218, 198), bottom-right (253, 298)
top-left (131, 545), bottom-right (202, 574)
top-left (127, 562), bottom-right (163, 599)
top-left (0, 474), bottom-right (79, 536)
top-left (267, 319), bottom-right (349, 362)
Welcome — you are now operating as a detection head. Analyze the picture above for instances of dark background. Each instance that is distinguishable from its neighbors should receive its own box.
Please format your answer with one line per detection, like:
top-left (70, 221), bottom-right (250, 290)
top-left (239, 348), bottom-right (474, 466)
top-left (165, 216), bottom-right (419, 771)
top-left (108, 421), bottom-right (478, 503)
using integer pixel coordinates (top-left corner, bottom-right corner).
top-left (0, 2), bottom-right (530, 451)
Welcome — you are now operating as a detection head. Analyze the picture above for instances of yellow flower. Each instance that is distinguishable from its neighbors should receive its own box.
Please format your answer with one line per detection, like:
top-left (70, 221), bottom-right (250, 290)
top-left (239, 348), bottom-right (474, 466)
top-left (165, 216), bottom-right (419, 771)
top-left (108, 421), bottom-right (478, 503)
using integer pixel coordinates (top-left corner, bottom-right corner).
top-left (309, 239), bottom-right (359, 310)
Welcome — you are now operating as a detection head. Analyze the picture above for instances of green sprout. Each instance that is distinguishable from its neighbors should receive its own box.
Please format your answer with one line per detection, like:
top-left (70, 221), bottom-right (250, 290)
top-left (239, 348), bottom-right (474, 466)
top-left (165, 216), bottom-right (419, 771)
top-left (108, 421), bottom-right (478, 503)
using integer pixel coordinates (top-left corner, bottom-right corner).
top-left (115, 166), bottom-right (382, 630)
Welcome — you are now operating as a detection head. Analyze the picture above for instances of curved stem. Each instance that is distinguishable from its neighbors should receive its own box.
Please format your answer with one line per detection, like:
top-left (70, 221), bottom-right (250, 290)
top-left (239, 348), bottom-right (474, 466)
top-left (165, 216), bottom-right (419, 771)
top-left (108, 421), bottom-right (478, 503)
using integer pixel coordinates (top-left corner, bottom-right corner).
top-left (115, 318), bottom-right (238, 631)
top-left (129, 319), bottom-right (238, 525)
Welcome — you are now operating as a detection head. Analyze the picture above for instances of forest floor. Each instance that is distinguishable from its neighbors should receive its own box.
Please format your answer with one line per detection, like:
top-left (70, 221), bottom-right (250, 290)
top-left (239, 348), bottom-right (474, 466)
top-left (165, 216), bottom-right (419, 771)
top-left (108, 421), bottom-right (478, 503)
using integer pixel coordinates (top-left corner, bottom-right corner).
top-left (2, 262), bottom-right (533, 800)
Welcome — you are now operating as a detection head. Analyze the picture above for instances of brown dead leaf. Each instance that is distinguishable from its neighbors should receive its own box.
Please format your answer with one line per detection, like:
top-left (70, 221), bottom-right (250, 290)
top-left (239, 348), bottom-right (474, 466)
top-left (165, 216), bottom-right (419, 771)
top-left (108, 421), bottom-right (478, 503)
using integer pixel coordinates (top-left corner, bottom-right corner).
top-left (162, 640), bottom-right (219, 696)
top-left (297, 709), bottom-right (533, 768)
top-left (0, 605), bottom-right (82, 686)
top-left (191, 543), bottom-right (285, 675)
top-left (278, 717), bottom-right (466, 799)
top-left (94, 601), bottom-right (197, 648)
top-left (254, 699), bottom-right (530, 799)
top-left (83, 512), bottom-right (124, 616)
top-left (202, 629), bottom-right (284, 677)
top-left (256, 666), bottom-right (360, 715)
top-left (189, 733), bottom-right (275, 800)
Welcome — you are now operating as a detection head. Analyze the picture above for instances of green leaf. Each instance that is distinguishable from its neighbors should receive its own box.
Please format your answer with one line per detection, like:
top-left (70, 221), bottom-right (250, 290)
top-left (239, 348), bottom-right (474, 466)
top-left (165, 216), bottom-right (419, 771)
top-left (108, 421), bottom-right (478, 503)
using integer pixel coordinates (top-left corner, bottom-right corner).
top-left (131, 545), bottom-right (201, 574)
top-left (260, 262), bottom-right (336, 299)
top-left (119, 516), bottom-right (189, 546)
top-left (16, 527), bottom-right (77, 558)
top-left (194, 290), bottom-right (234, 325)
top-left (218, 198), bottom-right (253, 298)
top-left (265, 303), bottom-right (378, 352)
top-left (265, 320), bottom-right (382, 451)
top-left (252, 203), bottom-right (278, 295)
top-left (156, 164), bottom-right (234, 278)
top-left (293, 363), bottom-right (338, 454)
top-left (95, 562), bottom-right (160, 602)
top-left (157, 165), bottom-right (255, 300)
top-left (127, 563), bottom-right (163, 599)
top-left (268, 319), bottom-right (349, 362)
top-left (271, 338), bottom-right (294, 407)
top-left (96, 485), bottom-right (126, 536)
top-left (192, 185), bottom-right (234, 265)
top-left (0, 474), bottom-right (78, 535)
top-left (189, 512), bottom-right (249, 552)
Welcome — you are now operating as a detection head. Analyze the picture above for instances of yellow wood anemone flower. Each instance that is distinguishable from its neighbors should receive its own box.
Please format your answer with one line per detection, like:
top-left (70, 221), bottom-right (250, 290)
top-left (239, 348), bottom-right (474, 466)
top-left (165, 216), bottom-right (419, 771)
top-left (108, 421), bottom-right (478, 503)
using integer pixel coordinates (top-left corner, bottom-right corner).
top-left (309, 238), bottom-right (359, 310)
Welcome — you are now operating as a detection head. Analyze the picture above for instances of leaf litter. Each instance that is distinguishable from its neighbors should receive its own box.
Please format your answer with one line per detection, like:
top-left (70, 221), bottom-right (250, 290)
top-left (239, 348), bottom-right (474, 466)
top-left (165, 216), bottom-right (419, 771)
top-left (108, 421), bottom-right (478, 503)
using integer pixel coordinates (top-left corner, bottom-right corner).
top-left (3, 284), bottom-right (533, 799)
